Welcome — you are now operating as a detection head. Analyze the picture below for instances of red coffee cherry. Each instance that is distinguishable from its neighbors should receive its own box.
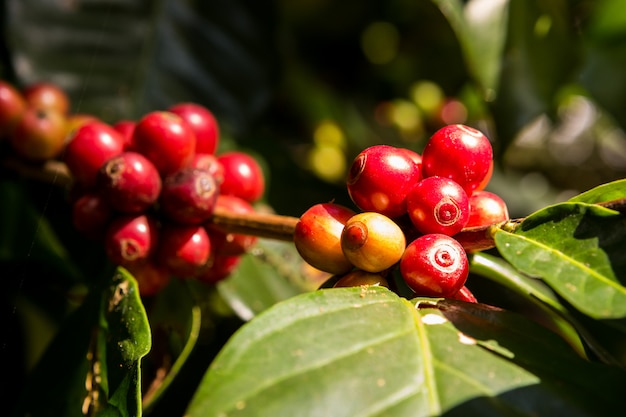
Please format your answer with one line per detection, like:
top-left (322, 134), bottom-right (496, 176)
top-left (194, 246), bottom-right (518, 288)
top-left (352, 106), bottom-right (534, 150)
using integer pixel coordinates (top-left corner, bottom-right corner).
top-left (156, 224), bottom-right (211, 278)
top-left (400, 234), bottom-right (469, 297)
top-left (294, 202), bottom-right (356, 275)
top-left (168, 102), bottom-right (220, 154)
top-left (190, 153), bottom-right (224, 185)
top-left (160, 167), bottom-right (219, 224)
top-left (346, 145), bottom-right (422, 218)
top-left (450, 285), bottom-right (477, 303)
top-left (196, 254), bottom-right (242, 284)
top-left (105, 214), bottom-right (158, 268)
top-left (341, 212), bottom-right (406, 273)
top-left (422, 124), bottom-right (493, 195)
top-left (132, 111), bottom-right (196, 176)
top-left (97, 151), bottom-right (162, 213)
top-left (0, 80), bottom-right (26, 138)
top-left (71, 192), bottom-right (113, 240)
top-left (406, 176), bottom-right (469, 236)
top-left (333, 269), bottom-right (389, 288)
top-left (205, 195), bottom-right (258, 256)
top-left (11, 107), bottom-right (67, 161)
top-left (65, 120), bottom-right (125, 188)
top-left (125, 260), bottom-right (171, 297)
top-left (22, 82), bottom-right (70, 114)
top-left (217, 151), bottom-right (265, 203)
top-left (112, 119), bottom-right (136, 150)
top-left (466, 190), bottom-right (509, 228)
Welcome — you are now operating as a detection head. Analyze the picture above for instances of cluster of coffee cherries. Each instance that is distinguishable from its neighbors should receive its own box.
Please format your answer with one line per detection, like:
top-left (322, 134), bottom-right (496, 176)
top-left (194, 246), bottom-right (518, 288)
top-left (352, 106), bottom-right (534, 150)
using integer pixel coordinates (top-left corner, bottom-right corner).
top-left (294, 124), bottom-right (509, 302)
top-left (0, 79), bottom-right (266, 296)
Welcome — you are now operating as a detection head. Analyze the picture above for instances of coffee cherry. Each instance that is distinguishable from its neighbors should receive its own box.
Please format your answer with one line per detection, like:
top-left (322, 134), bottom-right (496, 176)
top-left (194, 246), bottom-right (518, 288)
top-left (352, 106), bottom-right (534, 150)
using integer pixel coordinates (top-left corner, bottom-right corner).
top-left (422, 124), bottom-right (493, 195)
top-left (65, 120), bottom-right (125, 188)
top-left (71, 192), bottom-right (112, 240)
top-left (217, 151), bottom-right (265, 203)
top-left (132, 111), bottom-right (196, 176)
top-left (333, 269), bottom-right (389, 288)
top-left (0, 80), bottom-right (26, 138)
top-left (190, 153), bottom-right (224, 185)
top-left (105, 214), bottom-right (158, 268)
top-left (406, 176), bottom-right (469, 236)
top-left (66, 114), bottom-right (99, 137)
top-left (112, 119), bottom-right (136, 150)
top-left (346, 145), bottom-right (422, 218)
top-left (23, 82), bottom-right (70, 114)
top-left (205, 195), bottom-right (258, 256)
top-left (169, 102), bottom-right (219, 154)
top-left (156, 224), bottom-right (211, 278)
top-left (400, 234), bottom-right (469, 297)
top-left (341, 212), bottom-right (406, 273)
top-left (97, 151), bottom-right (162, 213)
top-left (466, 190), bottom-right (509, 228)
top-left (125, 260), bottom-right (171, 297)
top-left (196, 254), bottom-right (241, 284)
top-left (294, 203), bottom-right (355, 275)
top-left (160, 167), bottom-right (219, 224)
top-left (11, 108), bottom-right (67, 161)
top-left (450, 285), bottom-right (477, 303)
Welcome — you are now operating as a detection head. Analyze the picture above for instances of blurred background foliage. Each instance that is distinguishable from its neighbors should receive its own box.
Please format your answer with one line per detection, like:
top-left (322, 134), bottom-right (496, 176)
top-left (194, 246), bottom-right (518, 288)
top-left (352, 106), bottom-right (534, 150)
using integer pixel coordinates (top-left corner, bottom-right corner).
top-left (3, 0), bottom-right (626, 415)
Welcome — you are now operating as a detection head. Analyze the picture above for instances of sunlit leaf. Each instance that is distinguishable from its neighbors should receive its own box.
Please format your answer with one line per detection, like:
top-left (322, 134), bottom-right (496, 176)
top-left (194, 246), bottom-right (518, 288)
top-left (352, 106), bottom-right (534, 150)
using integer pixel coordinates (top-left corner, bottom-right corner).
top-left (568, 178), bottom-right (626, 205)
top-left (186, 287), bottom-right (624, 416)
top-left (494, 202), bottom-right (626, 319)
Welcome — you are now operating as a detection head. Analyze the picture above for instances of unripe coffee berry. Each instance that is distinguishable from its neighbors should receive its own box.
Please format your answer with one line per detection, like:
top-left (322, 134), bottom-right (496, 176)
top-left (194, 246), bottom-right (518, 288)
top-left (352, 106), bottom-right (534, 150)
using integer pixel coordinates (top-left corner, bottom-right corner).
top-left (333, 270), bottom-right (389, 288)
top-left (400, 234), bottom-right (469, 297)
top-left (294, 203), bottom-right (356, 275)
top-left (406, 176), bottom-right (469, 236)
top-left (422, 124), bottom-right (493, 195)
top-left (97, 152), bottom-right (162, 213)
top-left (11, 108), bottom-right (67, 161)
top-left (346, 145), bottom-right (422, 218)
top-left (341, 212), bottom-right (406, 273)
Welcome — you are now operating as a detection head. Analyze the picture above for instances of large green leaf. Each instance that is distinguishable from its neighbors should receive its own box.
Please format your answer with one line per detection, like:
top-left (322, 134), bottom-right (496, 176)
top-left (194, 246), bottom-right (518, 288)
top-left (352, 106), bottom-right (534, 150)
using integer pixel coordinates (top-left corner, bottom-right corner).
top-left (568, 178), bottom-right (626, 205)
top-left (494, 202), bottom-right (626, 319)
top-left (186, 287), bottom-right (624, 417)
top-left (12, 268), bottom-right (151, 417)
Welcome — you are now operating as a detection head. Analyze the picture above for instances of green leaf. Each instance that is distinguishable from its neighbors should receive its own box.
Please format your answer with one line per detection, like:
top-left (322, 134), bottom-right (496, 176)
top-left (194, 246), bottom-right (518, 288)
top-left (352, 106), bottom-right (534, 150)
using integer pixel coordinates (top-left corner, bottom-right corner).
top-left (186, 287), bottom-right (624, 416)
top-left (494, 202), bottom-right (626, 319)
top-left (430, 0), bottom-right (510, 99)
top-left (217, 239), bottom-right (311, 321)
top-left (12, 268), bottom-right (151, 417)
top-left (568, 178), bottom-right (626, 204)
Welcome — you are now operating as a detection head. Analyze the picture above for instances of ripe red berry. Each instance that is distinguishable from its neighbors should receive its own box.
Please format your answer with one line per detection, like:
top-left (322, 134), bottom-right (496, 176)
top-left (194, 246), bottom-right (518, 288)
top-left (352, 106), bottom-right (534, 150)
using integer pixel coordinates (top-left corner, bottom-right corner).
top-left (217, 151), bottom-right (265, 202)
top-left (126, 260), bottom-right (171, 297)
top-left (112, 119), bottom-right (136, 150)
top-left (205, 195), bottom-right (258, 256)
top-left (341, 212), bottom-right (406, 273)
top-left (157, 224), bottom-right (211, 278)
top-left (190, 153), bottom-right (224, 185)
top-left (22, 82), bottom-right (70, 114)
top-left (466, 190), bottom-right (509, 228)
top-left (168, 102), bottom-right (220, 154)
top-left (196, 254), bottom-right (241, 284)
top-left (422, 124), bottom-right (493, 195)
top-left (160, 167), bottom-right (219, 224)
top-left (406, 176), bottom-right (469, 236)
top-left (400, 234), bottom-right (469, 297)
top-left (0, 80), bottom-right (26, 138)
top-left (71, 192), bottom-right (113, 240)
top-left (450, 285), bottom-right (477, 303)
top-left (11, 108), bottom-right (67, 161)
top-left (64, 120), bottom-right (125, 188)
top-left (132, 111), bottom-right (196, 176)
top-left (294, 203), bottom-right (356, 275)
top-left (346, 145), bottom-right (422, 218)
top-left (97, 151), bottom-right (162, 213)
top-left (105, 214), bottom-right (158, 268)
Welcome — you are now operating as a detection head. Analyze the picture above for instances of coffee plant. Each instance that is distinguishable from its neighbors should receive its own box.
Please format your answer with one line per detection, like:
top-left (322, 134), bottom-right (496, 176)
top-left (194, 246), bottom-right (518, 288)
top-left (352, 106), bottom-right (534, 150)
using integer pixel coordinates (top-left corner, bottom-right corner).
top-left (2, 1), bottom-right (626, 416)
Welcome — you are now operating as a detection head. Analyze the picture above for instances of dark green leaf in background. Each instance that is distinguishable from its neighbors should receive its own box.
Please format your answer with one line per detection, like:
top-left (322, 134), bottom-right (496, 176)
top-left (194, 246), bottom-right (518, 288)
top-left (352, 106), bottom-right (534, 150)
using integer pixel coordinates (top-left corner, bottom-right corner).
top-left (186, 287), bottom-right (624, 417)
top-left (495, 202), bottom-right (626, 319)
